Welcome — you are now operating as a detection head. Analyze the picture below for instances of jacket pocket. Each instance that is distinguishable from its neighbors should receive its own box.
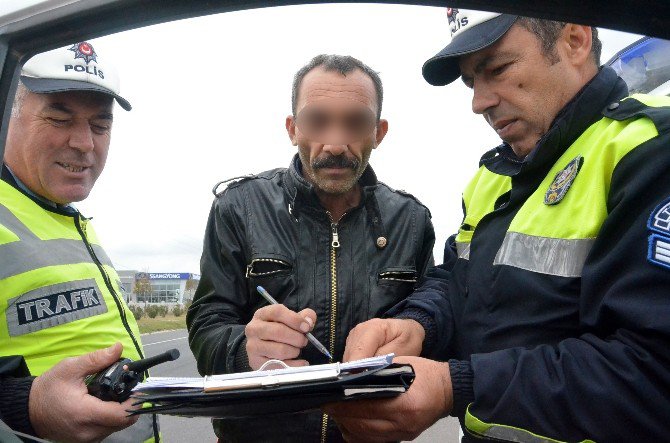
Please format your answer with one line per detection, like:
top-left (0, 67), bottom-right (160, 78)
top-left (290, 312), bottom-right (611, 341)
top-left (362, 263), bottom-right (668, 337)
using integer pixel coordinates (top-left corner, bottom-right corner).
top-left (368, 267), bottom-right (417, 318)
top-left (246, 258), bottom-right (299, 310)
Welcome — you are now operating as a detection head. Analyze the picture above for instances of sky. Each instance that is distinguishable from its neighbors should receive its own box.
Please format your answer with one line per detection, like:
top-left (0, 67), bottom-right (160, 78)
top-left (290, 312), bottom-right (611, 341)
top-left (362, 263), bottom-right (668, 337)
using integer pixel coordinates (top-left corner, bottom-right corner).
top-left (63, 4), bottom-right (644, 274)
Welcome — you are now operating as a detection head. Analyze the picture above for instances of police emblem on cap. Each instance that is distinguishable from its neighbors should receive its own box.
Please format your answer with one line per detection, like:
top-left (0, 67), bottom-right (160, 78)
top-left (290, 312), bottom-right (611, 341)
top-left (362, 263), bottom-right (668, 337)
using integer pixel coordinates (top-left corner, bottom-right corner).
top-left (647, 197), bottom-right (670, 270)
top-left (447, 8), bottom-right (459, 29)
top-left (544, 155), bottom-right (583, 205)
top-left (69, 42), bottom-right (97, 64)
top-left (447, 7), bottom-right (469, 36)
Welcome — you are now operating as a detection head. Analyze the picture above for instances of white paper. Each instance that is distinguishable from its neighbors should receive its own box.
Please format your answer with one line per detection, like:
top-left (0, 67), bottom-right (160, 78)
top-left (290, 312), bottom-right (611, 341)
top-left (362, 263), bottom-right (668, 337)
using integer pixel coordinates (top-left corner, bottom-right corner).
top-left (133, 353), bottom-right (395, 392)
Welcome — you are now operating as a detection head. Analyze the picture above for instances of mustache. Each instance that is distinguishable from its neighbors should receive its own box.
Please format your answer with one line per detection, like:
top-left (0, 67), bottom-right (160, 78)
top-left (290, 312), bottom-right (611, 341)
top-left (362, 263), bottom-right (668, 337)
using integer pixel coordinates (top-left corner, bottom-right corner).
top-left (312, 155), bottom-right (359, 170)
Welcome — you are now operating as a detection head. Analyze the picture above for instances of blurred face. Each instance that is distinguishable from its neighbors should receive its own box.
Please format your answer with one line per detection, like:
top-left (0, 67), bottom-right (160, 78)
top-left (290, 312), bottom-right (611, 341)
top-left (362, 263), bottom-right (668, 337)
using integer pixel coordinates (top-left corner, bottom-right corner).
top-left (287, 67), bottom-right (388, 195)
top-left (459, 24), bottom-right (583, 157)
top-left (4, 90), bottom-right (113, 204)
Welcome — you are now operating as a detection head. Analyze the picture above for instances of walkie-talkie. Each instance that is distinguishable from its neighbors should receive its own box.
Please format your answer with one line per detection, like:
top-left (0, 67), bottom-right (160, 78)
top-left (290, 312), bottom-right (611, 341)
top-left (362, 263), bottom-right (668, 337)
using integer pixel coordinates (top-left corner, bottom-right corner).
top-left (86, 349), bottom-right (180, 402)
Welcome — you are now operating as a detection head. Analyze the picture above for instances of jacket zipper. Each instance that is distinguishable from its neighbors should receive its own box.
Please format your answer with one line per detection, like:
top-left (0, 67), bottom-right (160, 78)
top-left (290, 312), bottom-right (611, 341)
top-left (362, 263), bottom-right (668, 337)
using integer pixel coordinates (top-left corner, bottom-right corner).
top-left (75, 216), bottom-right (145, 361)
top-left (321, 214), bottom-right (342, 443)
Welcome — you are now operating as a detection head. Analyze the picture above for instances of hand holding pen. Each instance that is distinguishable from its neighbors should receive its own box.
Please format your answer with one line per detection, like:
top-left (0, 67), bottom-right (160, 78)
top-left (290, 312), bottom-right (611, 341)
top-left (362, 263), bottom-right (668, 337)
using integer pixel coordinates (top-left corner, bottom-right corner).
top-left (256, 286), bottom-right (332, 359)
top-left (244, 285), bottom-right (332, 370)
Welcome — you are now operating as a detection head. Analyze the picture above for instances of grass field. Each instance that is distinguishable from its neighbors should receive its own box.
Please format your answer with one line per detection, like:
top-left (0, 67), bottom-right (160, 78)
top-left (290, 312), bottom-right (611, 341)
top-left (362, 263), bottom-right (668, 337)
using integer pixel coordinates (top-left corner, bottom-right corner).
top-left (136, 313), bottom-right (187, 334)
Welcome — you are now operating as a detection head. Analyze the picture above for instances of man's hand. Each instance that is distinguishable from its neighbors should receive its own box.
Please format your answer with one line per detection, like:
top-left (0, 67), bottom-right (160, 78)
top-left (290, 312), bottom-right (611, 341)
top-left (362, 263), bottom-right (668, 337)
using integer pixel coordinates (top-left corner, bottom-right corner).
top-left (245, 304), bottom-right (317, 369)
top-left (323, 356), bottom-right (453, 442)
top-left (29, 342), bottom-right (139, 443)
top-left (343, 318), bottom-right (425, 362)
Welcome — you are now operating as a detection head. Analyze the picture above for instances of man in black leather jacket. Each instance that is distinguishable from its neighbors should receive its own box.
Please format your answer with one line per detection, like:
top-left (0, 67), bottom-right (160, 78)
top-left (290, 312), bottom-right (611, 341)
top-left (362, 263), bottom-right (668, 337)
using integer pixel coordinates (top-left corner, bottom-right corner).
top-left (186, 54), bottom-right (435, 442)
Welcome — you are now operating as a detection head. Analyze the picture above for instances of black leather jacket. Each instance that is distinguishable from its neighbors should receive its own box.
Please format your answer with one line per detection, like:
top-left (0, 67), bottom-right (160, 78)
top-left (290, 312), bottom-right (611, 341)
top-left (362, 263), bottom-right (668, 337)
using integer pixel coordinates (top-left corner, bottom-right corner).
top-left (187, 155), bottom-right (434, 441)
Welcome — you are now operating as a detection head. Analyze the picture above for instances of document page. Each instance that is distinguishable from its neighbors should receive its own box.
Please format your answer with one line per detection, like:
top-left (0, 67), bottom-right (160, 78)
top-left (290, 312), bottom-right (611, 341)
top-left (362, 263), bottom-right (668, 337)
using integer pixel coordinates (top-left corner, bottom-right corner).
top-left (134, 353), bottom-right (395, 393)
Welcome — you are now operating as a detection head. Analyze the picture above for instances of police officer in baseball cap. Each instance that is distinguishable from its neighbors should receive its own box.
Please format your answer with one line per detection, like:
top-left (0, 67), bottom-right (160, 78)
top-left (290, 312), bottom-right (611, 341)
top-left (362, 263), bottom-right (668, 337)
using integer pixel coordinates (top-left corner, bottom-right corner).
top-left (422, 9), bottom-right (518, 86)
top-left (0, 42), bottom-right (159, 443)
top-left (327, 7), bottom-right (670, 443)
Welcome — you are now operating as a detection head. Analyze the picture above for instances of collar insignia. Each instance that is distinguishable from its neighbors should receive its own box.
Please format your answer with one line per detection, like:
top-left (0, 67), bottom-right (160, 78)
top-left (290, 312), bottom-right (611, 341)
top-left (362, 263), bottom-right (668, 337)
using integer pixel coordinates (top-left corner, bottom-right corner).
top-left (544, 155), bottom-right (583, 205)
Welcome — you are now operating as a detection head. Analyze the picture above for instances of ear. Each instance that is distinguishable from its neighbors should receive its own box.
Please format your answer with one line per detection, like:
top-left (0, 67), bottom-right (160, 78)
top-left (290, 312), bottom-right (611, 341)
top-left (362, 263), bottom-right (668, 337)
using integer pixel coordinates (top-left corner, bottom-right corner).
top-left (286, 115), bottom-right (298, 146)
top-left (374, 119), bottom-right (389, 147)
top-left (562, 24), bottom-right (593, 67)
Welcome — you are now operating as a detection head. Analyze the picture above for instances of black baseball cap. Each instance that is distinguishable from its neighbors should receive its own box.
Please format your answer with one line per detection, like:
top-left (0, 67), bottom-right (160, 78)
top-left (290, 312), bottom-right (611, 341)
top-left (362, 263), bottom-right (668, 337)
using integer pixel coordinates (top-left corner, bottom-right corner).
top-left (423, 9), bottom-right (518, 86)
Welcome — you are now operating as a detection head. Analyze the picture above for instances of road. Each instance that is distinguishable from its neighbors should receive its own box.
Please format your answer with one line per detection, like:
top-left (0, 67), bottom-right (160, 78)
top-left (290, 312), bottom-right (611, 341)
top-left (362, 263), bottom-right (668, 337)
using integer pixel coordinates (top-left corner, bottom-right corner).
top-left (142, 330), bottom-right (460, 442)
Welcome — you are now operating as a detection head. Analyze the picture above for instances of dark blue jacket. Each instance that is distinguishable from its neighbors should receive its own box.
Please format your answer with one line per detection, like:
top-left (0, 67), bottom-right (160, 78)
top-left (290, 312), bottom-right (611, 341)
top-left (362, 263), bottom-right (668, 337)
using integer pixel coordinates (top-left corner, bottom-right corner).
top-left (392, 67), bottom-right (670, 441)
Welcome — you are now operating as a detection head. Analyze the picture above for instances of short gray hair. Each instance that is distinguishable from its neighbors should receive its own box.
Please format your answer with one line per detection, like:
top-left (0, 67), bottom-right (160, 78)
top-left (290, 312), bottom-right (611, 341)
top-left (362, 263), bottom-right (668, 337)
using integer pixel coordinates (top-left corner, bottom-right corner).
top-left (11, 81), bottom-right (28, 118)
top-left (292, 54), bottom-right (384, 120)
top-left (516, 18), bottom-right (602, 66)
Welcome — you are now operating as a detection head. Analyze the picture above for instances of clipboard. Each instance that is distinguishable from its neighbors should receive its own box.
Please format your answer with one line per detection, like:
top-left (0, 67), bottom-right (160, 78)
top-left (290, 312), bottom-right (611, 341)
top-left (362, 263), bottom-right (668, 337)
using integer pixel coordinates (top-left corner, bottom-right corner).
top-left (130, 354), bottom-right (415, 418)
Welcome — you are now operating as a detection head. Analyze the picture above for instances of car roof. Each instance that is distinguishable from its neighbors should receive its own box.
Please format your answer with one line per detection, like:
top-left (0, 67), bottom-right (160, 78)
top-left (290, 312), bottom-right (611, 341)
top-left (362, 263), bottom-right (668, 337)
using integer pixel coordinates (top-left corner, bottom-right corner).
top-left (0, 0), bottom-right (668, 159)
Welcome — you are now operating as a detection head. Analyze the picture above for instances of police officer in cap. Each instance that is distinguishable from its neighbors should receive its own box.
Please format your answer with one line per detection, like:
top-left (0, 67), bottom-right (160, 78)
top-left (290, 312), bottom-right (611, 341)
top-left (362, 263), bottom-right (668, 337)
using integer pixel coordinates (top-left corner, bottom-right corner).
top-left (0, 43), bottom-right (158, 442)
top-left (325, 9), bottom-right (670, 442)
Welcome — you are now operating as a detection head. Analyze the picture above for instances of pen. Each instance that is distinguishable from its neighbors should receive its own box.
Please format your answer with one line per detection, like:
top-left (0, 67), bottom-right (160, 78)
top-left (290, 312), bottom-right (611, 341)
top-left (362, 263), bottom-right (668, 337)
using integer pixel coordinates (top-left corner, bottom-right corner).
top-left (256, 285), bottom-right (333, 360)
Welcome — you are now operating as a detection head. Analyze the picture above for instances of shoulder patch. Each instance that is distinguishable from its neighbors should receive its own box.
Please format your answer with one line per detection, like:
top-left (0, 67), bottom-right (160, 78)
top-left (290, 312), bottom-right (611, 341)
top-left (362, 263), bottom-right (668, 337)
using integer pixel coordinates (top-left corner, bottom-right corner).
top-left (648, 198), bottom-right (670, 235)
top-left (603, 97), bottom-right (670, 134)
top-left (647, 197), bottom-right (670, 270)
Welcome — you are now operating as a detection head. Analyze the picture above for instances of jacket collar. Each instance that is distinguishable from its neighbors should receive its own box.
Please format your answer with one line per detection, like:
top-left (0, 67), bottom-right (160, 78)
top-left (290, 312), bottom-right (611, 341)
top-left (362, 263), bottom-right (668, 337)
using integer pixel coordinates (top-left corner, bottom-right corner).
top-left (481, 67), bottom-right (630, 177)
top-left (1, 163), bottom-right (79, 215)
top-left (283, 153), bottom-right (379, 212)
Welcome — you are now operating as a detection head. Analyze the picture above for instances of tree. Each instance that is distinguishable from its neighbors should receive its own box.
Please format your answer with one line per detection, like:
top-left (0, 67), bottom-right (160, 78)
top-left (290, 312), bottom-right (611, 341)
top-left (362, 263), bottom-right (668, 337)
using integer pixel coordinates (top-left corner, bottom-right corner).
top-left (184, 277), bottom-right (199, 304)
top-left (134, 273), bottom-right (153, 303)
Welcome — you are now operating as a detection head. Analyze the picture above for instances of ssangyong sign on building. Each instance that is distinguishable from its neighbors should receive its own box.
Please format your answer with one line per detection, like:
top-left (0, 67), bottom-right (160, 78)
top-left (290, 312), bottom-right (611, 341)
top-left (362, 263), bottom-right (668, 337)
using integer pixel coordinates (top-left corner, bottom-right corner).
top-left (149, 273), bottom-right (190, 280)
top-left (131, 272), bottom-right (200, 303)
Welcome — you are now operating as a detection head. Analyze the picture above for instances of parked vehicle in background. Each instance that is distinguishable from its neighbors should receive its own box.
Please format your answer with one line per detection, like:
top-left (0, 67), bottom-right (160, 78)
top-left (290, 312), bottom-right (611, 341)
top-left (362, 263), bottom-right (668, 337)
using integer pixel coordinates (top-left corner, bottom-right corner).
top-left (608, 36), bottom-right (670, 95)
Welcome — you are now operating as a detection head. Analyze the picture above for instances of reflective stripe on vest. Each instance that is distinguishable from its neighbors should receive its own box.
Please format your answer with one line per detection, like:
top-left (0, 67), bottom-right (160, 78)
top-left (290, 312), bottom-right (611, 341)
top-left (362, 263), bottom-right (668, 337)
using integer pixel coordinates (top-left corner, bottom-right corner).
top-left (493, 233), bottom-right (595, 278)
top-left (0, 201), bottom-right (114, 278)
top-left (456, 241), bottom-right (471, 260)
top-left (465, 405), bottom-right (596, 443)
top-left (499, 98), bottom-right (660, 276)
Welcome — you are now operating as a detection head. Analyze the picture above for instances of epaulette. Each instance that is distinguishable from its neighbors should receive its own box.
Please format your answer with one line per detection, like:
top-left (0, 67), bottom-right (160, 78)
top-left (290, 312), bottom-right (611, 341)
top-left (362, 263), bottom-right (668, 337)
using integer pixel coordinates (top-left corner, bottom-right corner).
top-left (603, 96), bottom-right (670, 134)
top-left (378, 181), bottom-right (432, 218)
top-left (479, 146), bottom-right (501, 167)
top-left (211, 174), bottom-right (257, 196)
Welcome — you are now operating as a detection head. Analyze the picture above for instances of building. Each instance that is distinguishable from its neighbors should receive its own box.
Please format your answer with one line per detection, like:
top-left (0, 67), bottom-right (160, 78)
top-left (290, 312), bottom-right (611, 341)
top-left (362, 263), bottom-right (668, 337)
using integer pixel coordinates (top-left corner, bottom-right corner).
top-left (117, 270), bottom-right (200, 305)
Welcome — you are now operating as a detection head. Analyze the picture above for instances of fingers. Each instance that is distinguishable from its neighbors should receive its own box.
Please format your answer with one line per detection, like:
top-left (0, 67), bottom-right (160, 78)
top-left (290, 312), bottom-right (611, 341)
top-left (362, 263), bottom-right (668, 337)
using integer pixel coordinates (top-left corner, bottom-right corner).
top-left (326, 398), bottom-right (417, 442)
top-left (65, 343), bottom-right (124, 378)
top-left (246, 318), bottom-right (309, 350)
top-left (297, 308), bottom-right (317, 331)
top-left (343, 319), bottom-right (388, 361)
top-left (344, 319), bottom-right (425, 361)
top-left (247, 336), bottom-right (304, 361)
top-left (323, 396), bottom-right (403, 420)
top-left (282, 359), bottom-right (309, 367)
top-left (29, 346), bottom-right (138, 443)
top-left (254, 304), bottom-right (313, 333)
top-left (80, 396), bottom-right (139, 429)
top-left (324, 357), bottom-right (453, 442)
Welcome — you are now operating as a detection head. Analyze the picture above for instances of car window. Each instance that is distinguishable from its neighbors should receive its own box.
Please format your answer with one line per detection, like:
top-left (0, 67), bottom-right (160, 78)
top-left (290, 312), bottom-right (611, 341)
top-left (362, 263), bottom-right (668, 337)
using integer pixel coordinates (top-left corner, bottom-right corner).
top-left (51, 4), bottom-right (644, 269)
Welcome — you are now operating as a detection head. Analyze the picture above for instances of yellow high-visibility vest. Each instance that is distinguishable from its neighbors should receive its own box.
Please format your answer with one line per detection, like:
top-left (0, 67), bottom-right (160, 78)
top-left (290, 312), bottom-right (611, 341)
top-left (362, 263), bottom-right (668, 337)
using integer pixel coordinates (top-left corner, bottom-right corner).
top-left (0, 178), bottom-right (156, 443)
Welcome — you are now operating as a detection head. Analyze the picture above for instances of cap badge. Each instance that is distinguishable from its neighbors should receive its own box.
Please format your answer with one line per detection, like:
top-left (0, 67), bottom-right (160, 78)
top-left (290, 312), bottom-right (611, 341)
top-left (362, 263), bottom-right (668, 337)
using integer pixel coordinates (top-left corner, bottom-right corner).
top-left (544, 155), bottom-right (583, 205)
top-left (69, 42), bottom-right (97, 64)
top-left (447, 7), bottom-right (468, 36)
